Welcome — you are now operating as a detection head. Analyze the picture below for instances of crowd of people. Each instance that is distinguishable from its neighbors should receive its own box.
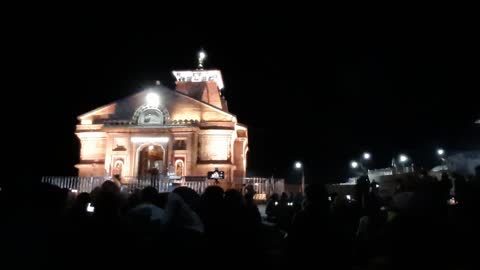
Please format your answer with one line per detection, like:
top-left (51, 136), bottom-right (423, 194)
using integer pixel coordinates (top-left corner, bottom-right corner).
top-left (0, 171), bottom-right (478, 269)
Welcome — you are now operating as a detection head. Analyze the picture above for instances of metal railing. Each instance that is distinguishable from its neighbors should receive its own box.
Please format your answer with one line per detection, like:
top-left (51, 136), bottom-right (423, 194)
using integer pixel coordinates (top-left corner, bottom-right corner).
top-left (42, 176), bottom-right (107, 193)
top-left (41, 176), bottom-right (211, 194)
top-left (41, 176), bottom-right (284, 197)
top-left (120, 176), bottom-right (171, 192)
top-left (238, 177), bottom-right (285, 198)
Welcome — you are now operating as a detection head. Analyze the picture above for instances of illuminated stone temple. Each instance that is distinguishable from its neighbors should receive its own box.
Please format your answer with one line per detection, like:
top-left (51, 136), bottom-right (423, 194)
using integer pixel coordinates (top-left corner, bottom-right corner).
top-left (75, 56), bottom-right (248, 188)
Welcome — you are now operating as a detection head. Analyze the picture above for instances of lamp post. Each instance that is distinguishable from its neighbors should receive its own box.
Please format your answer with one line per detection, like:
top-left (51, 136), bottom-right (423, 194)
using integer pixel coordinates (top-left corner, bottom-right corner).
top-left (294, 161), bottom-right (305, 194)
top-left (351, 152), bottom-right (371, 175)
top-left (437, 148), bottom-right (446, 164)
top-left (399, 154), bottom-right (409, 172)
top-left (351, 161), bottom-right (359, 169)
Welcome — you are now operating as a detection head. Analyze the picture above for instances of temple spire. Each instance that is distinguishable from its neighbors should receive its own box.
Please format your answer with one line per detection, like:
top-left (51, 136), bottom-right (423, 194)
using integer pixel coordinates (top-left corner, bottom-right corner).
top-left (198, 49), bottom-right (206, 70)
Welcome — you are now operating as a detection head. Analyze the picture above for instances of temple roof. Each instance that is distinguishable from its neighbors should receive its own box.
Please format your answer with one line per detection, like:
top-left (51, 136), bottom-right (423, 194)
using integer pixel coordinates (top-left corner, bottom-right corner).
top-left (78, 84), bottom-right (237, 124)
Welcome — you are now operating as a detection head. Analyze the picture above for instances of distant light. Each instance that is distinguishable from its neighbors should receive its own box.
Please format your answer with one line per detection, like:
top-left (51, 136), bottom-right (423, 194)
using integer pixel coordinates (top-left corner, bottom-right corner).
top-left (148, 145), bottom-right (154, 150)
top-left (437, 149), bottom-right (445, 156)
top-left (375, 184), bottom-right (380, 188)
top-left (146, 93), bottom-right (160, 107)
top-left (448, 197), bottom-right (457, 205)
top-left (363, 152), bottom-right (371, 160)
top-left (274, 201), bottom-right (278, 206)
top-left (350, 161), bottom-right (359, 169)
top-left (294, 161), bottom-right (302, 169)
top-left (71, 189), bottom-right (78, 193)
top-left (399, 154), bottom-right (408, 163)
top-left (346, 195), bottom-right (351, 200)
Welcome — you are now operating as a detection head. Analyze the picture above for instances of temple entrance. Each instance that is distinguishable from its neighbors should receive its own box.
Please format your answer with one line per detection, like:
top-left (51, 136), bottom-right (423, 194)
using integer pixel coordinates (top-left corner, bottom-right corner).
top-left (138, 145), bottom-right (165, 176)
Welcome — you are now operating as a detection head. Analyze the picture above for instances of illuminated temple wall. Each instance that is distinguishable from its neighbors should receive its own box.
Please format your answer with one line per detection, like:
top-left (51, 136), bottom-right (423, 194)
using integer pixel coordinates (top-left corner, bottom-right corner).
top-left (75, 69), bottom-right (248, 186)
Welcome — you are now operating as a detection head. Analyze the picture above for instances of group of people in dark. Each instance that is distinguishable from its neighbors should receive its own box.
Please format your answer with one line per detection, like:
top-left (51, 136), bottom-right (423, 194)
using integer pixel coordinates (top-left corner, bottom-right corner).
top-left (263, 171), bottom-right (478, 269)
top-left (0, 170), bottom-right (478, 269)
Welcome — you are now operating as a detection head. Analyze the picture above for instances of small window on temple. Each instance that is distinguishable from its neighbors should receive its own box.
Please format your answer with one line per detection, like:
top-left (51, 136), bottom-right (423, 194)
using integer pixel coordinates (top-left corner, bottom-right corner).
top-left (139, 109), bottom-right (163, 125)
top-left (174, 140), bottom-right (186, 150)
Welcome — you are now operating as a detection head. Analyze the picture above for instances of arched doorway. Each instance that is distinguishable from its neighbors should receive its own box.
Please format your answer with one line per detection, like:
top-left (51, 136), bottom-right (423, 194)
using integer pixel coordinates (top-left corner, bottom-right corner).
top-left (113, 159), bottom-right (124, 177)
top-left (175, 159), bottom-right (185, 176)
top-left (138, 145), bottom-right (165, 176)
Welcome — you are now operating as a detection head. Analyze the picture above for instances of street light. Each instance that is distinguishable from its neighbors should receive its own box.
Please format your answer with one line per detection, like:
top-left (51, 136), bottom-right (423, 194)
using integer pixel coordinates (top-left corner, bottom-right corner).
top-left (437, 148), bottom-right (446, 164)
top-left (350, 161), bottom-right (359, 169)
top-left (294, 161), bottom-right (302, 169)
top-left (350, 152), bottom-right (371, 173)
top-left (398, 154), bottom-right (409, 172)
top-left (294, 161), bottom-right (305, 194)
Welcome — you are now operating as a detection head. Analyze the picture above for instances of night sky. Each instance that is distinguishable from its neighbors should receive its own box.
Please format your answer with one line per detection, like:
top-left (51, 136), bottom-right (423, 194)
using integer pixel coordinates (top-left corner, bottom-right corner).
top-left (6, 11), bottom-right (479, 185)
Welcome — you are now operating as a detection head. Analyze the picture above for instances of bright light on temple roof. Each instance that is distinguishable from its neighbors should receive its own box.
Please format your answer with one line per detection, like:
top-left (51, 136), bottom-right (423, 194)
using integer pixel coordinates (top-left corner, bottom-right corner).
top-left (146, 93), bottom-right (160, 107)
top-left (131, 137), bottom-right (169, 143)
top-left (172, 70), bottom-right (225, 90)
top-left (199, 50), bottom-right (206, 61)
top-left (198, 50), bottom-right (206, 69)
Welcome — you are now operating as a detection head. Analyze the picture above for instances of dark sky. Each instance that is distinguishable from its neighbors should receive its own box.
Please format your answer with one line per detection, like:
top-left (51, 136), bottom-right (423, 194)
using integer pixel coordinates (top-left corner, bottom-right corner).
top-left (6, 9), bottom-right (479, 184)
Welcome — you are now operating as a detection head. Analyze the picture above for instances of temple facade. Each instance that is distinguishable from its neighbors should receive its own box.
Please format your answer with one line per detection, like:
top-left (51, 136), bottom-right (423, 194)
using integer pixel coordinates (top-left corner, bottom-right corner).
top-left (75, 67), bottom-right (248, 188)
